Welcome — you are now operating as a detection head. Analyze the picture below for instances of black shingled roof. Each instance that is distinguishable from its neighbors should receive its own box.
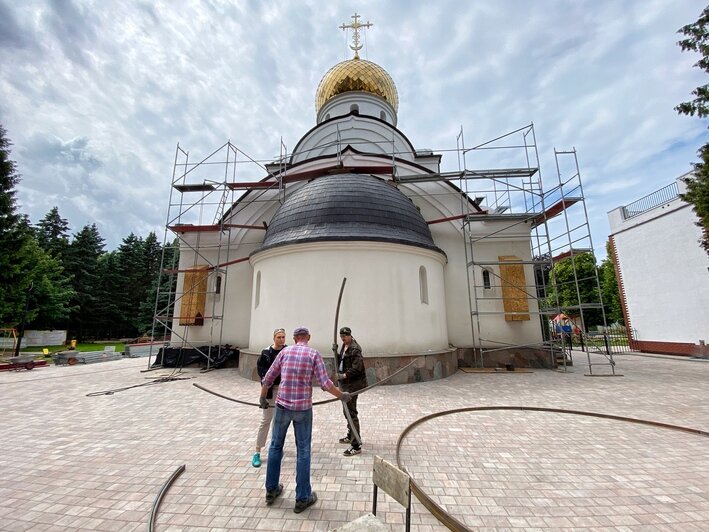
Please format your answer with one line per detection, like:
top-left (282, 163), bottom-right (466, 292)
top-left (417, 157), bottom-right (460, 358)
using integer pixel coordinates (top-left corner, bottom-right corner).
top-left (254, 173), bottom-right (444, 255)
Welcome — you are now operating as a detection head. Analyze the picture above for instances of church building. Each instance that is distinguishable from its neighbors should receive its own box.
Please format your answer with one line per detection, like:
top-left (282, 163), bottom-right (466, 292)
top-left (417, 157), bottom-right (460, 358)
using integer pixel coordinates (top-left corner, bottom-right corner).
top-left (167, 15), bottom-right (559, 382)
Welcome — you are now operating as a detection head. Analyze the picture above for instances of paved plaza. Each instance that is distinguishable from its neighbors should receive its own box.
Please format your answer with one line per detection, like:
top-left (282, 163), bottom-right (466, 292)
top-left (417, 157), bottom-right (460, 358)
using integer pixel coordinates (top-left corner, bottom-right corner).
top-left (1, 351), bottom-right (708, 531)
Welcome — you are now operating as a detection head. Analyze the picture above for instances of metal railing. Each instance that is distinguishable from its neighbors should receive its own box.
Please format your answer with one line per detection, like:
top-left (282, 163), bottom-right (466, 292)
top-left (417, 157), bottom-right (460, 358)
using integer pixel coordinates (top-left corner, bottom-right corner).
top-left (622, 182), bottom-right (679, 219)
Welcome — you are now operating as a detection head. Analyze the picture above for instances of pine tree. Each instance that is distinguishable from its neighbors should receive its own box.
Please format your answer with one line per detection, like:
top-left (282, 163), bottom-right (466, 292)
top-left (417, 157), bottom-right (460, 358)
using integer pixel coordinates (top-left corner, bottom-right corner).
top-left (0, 125), bottom-right (31, 325)
top-left (137, 239), bottom-right (179, 337)
top-left (0, 125), bottom-right (20, 233)
top-left (65, 224), bottom-right (106, 340)
top-left (133, 232), bottom-right (165, 335)
top-left (36, 206), bottom-right (70, 262)
top-left (94, 251), bottom-right (124, 338)
top-left (115, 233), bottom-right (144, 336)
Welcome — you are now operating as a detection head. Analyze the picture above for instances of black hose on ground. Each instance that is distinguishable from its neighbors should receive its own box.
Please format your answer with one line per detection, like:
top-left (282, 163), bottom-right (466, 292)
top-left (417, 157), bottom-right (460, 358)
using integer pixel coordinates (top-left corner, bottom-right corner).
top-left (148, 464), bottom-right (185, 532)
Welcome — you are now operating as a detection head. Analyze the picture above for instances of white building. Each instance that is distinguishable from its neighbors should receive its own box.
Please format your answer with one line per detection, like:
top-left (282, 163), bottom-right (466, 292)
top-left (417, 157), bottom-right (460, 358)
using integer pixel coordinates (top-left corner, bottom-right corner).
top-left (607, 174), bottom-right (709, 356)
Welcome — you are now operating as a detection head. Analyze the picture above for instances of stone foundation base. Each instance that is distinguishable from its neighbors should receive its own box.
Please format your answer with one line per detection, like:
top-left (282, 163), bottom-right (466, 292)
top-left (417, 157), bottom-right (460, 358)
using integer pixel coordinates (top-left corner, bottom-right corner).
top-left (238, 345), bottom-right (559, 383)
top-left (239, 348), bottom-right (458, 384)
top-left (457, 346), bottom-right (555, 369)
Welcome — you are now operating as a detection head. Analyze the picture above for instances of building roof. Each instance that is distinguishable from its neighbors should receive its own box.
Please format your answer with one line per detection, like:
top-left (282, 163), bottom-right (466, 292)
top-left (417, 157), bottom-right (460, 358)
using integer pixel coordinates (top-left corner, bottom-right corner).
top-left (255, 173), bottom-right (443, 254)
top-left (315, 58), bottom-right (399, 113)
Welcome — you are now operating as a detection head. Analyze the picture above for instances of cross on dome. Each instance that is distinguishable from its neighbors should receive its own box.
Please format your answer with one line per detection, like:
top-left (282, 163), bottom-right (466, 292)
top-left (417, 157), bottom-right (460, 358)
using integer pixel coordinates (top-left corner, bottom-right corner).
top-left (339, 12), bottom-right (372, 59)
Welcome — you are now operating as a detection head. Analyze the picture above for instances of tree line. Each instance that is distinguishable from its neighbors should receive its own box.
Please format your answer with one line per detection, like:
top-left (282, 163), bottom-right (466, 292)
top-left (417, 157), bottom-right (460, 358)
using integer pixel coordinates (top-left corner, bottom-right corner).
top-left (0, 125), bottom-right (177, 342)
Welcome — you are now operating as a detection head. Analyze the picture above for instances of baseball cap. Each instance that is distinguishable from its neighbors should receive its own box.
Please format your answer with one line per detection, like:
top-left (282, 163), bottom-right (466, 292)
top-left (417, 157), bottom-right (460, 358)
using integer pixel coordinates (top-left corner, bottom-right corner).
top-left (339, 326), bottom-right (352, 335)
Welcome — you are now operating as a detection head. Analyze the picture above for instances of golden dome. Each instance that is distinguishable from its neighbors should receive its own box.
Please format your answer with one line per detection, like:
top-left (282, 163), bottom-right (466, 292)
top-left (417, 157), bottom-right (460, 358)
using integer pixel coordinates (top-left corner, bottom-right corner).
top-left (315, 58), bottom-right (399, 114)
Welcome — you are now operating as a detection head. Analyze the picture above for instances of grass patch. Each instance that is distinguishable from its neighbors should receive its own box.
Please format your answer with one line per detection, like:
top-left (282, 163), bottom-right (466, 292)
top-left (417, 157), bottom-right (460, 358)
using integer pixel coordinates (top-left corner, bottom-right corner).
top-left (16, 343), bottom-right (126, 354)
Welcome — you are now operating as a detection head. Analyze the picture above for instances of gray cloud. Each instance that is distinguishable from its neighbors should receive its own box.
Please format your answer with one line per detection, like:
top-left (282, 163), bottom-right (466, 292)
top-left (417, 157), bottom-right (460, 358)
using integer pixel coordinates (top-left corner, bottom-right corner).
top-left (0, 0), bottom-right (706, 257)
top-left (0, 1), bottom-right (33, 50)
top-left (45, 0), bottom-right (99, 68)
top-left (23, 134), bottom-right (101, 171)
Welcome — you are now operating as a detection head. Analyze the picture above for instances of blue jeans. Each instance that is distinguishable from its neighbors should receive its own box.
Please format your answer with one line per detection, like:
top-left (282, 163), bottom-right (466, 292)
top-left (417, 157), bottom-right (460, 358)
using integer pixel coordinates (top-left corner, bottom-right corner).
top-left (265, 405), bottom-right (313, 502)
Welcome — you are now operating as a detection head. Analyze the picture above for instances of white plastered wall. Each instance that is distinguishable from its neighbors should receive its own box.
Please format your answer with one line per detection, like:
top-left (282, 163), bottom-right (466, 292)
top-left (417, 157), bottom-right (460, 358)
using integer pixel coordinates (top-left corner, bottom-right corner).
top-left (248, 241), bottom-right (448, 356)
top-left (465, 219), bottom-right (542, 347)
top-left (317, 91), bottom-right (397, 126)
top-left (293, 113), bottom-right (412, 164)
top-left (172, 227), bottom-right (264, 349)
top-left (406, 183), bottom-right (542, 348)
top-left (609, 200), bottom-right (709, 344)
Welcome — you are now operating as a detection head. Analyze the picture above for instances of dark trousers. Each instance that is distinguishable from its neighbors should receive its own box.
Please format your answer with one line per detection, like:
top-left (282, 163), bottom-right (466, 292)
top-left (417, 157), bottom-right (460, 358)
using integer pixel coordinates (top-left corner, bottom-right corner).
top-left (343, 394), bottom-right (361, 448)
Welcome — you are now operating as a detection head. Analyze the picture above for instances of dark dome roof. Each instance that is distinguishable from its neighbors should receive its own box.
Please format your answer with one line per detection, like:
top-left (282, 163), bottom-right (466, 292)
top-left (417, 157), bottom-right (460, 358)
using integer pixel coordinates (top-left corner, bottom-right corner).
top-left (255, 173), bottom-right (443, 254)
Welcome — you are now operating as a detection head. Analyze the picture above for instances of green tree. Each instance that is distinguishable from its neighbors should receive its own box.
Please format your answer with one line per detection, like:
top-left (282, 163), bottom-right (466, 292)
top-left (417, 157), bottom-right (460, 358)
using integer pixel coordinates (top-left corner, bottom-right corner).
top-left (115, 233), bottom-right (144, 336)
top-left (64, 224), bottom-right (106, 340)
top-left (137, 239), bottom-right (179, 337)
top-left (546, 252), bottom-right (604, 330)
top-left (0, 125), bottom-right (20, 231)
top-left (676, 6), bottom-right (709, 255)
top-left (21, 236), bottom-right (76, 329)
top-left (92, 231), bottom-right (167, 339)
top-left (134, 232), bottom-right (165, 334)
top-left (599, 242), bottom-right (623, 325)
top-left (95, 251), bottom-right (124, 338)
top-left (0, 125), bottom-right (26, 325)
top-left (36, 206), bottom-right (70, 262)
top-left (0, 127), bottom-right (75, 330)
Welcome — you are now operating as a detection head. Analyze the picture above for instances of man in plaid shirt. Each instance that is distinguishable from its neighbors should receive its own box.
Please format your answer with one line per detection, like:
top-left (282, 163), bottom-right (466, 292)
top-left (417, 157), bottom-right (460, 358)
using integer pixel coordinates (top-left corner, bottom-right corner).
top-left (259, 326), bottom-right (351, 513)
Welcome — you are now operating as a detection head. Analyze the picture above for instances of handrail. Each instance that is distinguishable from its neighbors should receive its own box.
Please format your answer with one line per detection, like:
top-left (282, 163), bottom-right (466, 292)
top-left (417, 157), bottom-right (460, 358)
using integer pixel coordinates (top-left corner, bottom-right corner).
top-left (622, 182), bottom-right (679, 219)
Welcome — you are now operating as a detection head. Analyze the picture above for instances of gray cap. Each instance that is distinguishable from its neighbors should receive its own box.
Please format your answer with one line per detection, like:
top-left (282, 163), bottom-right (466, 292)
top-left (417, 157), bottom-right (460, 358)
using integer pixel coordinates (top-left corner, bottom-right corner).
top-left (293, 327), bottom-right (310, 336)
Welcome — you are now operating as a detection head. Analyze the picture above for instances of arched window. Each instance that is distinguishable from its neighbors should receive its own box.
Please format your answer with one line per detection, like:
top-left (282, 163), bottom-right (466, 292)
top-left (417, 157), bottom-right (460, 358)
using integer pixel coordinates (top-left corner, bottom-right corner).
top-left (482, 269), bottom-right (492, 290)
top-left (380, 110), bottom-right (386, 121)
top-left (255, 271), bottom-right (261, 308)
top-left (419, 266), bottom-right (429, 304)
top-left (214, 275), bottom-right (222, 302)
top-left (350, 104), bottom-right (359, 115)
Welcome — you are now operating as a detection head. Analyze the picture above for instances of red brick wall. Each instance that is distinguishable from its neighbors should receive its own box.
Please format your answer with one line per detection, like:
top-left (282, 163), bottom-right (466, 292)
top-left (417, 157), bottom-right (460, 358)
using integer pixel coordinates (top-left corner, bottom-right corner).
top-left (608, 236), bottom-right (637, 349)
top-left (635, 340), bottom-right (709, 357)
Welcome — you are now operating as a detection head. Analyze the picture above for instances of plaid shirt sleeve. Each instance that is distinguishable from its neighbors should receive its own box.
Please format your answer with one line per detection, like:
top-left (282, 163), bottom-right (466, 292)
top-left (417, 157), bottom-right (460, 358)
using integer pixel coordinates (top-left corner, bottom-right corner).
top-left (313, 352), bottom-right (333, 390)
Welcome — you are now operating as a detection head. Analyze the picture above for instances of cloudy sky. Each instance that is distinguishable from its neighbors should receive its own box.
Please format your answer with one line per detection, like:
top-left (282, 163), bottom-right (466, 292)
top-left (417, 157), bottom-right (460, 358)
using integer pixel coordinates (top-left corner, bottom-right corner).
top-left (1, 0), bottom-right (706, 257)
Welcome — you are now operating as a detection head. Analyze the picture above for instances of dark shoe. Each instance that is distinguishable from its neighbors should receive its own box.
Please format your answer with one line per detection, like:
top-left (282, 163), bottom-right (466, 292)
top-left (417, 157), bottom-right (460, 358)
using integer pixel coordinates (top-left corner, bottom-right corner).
top-left (338, 436), bottom-right (351, 444)
top-left (294, 491), bottom-right (318, 513)
top-left (343, 446), bottom-right (361, 456)
top-left (265, 483), bottom-right (283, 505)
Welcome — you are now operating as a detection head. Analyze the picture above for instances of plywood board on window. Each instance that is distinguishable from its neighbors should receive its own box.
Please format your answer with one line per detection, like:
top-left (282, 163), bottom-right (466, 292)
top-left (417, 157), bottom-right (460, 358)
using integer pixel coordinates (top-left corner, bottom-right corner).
top-left (498, 255), bottom-right (530, 321)
top-left (179, 267), bottom-right (208, 326)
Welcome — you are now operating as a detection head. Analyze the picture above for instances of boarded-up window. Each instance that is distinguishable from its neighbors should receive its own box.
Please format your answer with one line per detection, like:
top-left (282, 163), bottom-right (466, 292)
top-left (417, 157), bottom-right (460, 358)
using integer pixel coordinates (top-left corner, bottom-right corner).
top-left (498, 256), bottom-right (530, 321)
top-left (180, 267), bottom-right (208, 326)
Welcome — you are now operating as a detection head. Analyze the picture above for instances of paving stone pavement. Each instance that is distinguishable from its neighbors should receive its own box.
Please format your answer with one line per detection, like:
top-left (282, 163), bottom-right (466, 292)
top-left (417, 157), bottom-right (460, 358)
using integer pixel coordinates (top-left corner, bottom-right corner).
top-left (1, 351), bottom-right (708, 531)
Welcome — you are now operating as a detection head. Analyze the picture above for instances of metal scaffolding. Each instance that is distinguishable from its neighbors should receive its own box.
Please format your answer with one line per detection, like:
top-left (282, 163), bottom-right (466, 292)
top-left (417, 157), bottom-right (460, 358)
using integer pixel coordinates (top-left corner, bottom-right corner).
top-left (148, 141), bottom-right (277, 370)
top-left (149, 123), bottom-right (615, 374)
top-left (449, 124), bottom-right (615, 374)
